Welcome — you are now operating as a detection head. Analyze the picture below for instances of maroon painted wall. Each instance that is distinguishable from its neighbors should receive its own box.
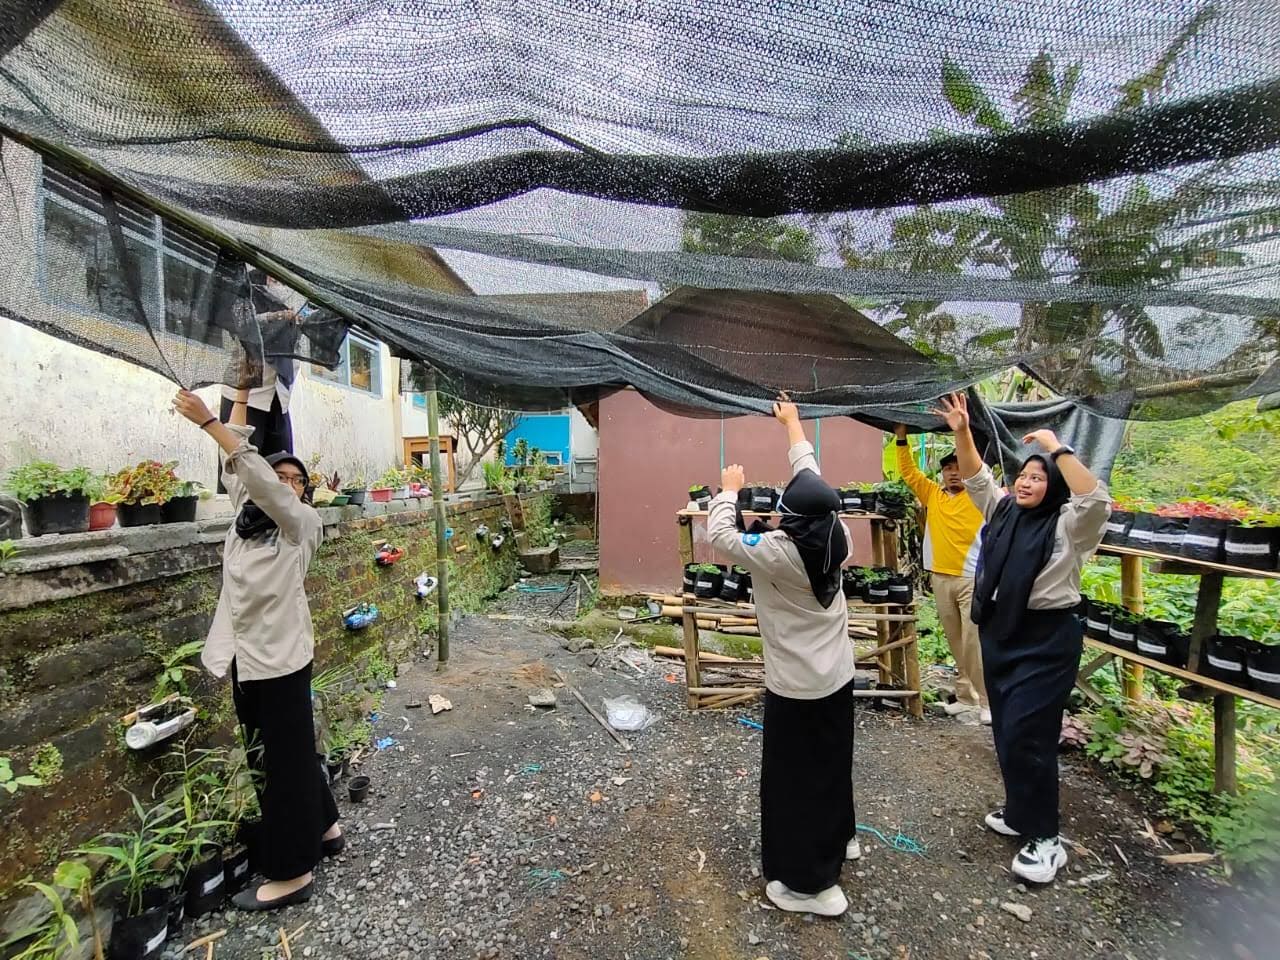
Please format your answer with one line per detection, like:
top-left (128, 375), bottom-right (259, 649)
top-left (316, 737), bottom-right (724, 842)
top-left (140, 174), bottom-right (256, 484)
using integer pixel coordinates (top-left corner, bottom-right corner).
top-left (598, 390), bottom-right (884, 595)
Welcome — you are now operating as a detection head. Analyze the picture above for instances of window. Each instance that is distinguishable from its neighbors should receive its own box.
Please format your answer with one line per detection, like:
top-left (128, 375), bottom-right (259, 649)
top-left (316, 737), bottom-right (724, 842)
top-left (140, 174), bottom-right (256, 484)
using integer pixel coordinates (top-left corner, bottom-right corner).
top-left (310, 332), bottom-right (382, 396)
top-left (38, 162), bottom-right (228, 347)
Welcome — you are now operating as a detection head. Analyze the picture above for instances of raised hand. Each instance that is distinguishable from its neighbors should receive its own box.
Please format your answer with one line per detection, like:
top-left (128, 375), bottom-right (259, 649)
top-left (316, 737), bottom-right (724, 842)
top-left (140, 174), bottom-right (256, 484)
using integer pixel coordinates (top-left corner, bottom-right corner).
top-left (929, 393), bottom-right (969, 434)
top-left (1022, 429), bottom-right (1062, 450)
top-left (721, 463), bottom-right (745, 494)
top-left (172, 390), bottom-right (215, 427)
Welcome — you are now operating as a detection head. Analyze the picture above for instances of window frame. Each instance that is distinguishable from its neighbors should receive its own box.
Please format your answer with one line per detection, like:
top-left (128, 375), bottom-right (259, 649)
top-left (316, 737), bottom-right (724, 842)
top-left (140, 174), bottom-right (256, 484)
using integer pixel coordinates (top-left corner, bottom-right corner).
top-left (309, 330), bottom-right (383, 398)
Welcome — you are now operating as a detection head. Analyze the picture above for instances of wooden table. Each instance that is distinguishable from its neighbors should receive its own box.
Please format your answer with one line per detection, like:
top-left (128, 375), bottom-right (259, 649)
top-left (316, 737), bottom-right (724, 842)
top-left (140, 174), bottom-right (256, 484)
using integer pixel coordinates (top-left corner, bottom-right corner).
top-left (1077, 543), bottom-right (1280, 794)
top-left (676, 509), bottom-right (923, 716)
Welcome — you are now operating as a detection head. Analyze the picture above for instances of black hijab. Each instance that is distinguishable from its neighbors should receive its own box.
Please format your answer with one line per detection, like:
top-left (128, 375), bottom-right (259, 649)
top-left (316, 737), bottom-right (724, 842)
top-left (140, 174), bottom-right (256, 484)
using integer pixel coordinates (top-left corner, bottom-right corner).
top-left (774, 468), bottom-right (849, 609)
top-left (970, 454), bottom-right (1071, 643)
top-left (234, 452), bottom-right (310, 540)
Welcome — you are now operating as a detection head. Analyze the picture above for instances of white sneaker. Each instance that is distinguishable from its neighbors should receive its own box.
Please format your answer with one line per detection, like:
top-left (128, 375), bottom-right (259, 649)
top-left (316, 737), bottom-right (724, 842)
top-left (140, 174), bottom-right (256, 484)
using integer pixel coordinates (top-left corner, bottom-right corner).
top-left (984, 808), bottom-right (1020, 837)
top-left (942, 701), bottom-right (971, 716)
top-left (1011, 837), bottom-right (1068, 884)
top-left (765, 880), bottom-right (848, 916)
top-left (845, 837), bottom-right (862, 861)
top-left (980, 707), bottom-right (992, 725)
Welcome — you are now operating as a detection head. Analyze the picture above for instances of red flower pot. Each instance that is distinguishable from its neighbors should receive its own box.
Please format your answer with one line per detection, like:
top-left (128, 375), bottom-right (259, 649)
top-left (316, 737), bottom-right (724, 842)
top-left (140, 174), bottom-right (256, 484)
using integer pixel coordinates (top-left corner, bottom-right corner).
top-left (370, 487), bottom-right (392, 503)
top-left (89, 502), bottom-right (117, 531)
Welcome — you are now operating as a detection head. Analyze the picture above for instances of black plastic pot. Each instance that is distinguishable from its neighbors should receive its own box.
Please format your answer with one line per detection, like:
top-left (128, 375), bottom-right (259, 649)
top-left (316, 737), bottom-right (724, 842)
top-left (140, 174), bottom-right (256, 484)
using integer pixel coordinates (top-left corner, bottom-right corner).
top-left (183, 846), bottom-right (225, 918)
top-left (1201, 634), bottom-right (1250, 688)
top-left (681, 563), bottom-right (698, 594)
top-left (1246, 643), bottom-right (1280, 699)
top-left (720, 568), bottom-right (749, 602)
top-left (160, 496), bottom-right (198, 523)
top-left (689, 486), bottom-right (712, 510)
top-left (693, 566), bottom-right (724, 599)
top-left (117, 502), bottom-right (162, 528)
top-left (1108, 616), bottom-right (1139, 654)
top-left (20, 493), bottom-right (90, 536)
top-left (1136, 619), bottom-right (1185, 666)
top-left (748, 487), bottom-right (779, 513)
top-left (1222, 526), bottom-right (1278, 571)
top-left (841, 570), bottom-right (859, 600)
top-left (885, 576), bottom-right (913, 606)
top-left (222, 844), bottom-right (251, 896)
top-left (1149, 516), bottom-right (1188, 557)
top-left (108, 889), bottom-right (168, 960)
top-left (326, 755), bottom-right (346, 783)
top-left (149, 879), bottom-right (184, 941)
top-left (1125, 511), bottom-right (1157, 551)
top-left (349, 775), bottom-right (371, 803)
top-left (838, 488), bottom-right (865, 513)
top-left (1102, 510), bottom-right (1133, 547)
top-left (863, 580), bottom-right (890, 604)
top-left (1180, 515), bottom-right (1229, 563)
top-left (1084, 599), bottom-right (1113, 642)
top-left (874, 493), bottom-right (909, 520)
top-left (344, 489), bottom-right (367, 505)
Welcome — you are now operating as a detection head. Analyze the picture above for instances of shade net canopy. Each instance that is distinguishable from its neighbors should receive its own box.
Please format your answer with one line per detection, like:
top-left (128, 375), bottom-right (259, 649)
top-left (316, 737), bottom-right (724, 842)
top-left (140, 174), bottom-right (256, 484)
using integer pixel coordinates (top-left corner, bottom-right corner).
top-left (0, 0), bottom-right (1278, 422)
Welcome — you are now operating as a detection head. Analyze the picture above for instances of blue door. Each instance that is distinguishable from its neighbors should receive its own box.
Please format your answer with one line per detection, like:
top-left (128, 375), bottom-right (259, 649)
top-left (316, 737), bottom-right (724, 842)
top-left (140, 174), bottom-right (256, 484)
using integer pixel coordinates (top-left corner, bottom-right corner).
top-left (505, 413), bottom-right (571, 465)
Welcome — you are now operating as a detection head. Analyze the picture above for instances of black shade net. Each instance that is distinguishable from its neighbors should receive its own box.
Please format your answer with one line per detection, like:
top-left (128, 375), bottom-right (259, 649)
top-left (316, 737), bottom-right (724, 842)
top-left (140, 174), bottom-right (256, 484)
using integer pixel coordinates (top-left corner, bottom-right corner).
top-left (0, 0), bottom-right (1277, 423)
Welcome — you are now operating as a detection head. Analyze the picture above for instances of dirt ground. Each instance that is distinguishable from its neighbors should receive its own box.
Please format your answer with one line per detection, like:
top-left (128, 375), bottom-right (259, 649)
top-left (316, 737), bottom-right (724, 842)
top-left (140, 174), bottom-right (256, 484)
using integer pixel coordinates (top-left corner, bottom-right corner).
top-left (195, 612), bottom-right (1278, 960)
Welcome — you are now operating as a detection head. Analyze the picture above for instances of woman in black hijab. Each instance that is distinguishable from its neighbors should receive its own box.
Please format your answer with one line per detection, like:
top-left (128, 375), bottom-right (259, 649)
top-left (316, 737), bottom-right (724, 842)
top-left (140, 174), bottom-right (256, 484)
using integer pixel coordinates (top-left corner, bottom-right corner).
top-left (707, 400), bottom-right (857, 916)
top-left (934, 393), bottom-right (1110, 884)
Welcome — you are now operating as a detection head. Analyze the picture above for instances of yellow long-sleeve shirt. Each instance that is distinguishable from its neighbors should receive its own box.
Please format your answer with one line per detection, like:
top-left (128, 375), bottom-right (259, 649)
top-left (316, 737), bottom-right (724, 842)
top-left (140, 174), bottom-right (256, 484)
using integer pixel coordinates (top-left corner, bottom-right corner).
top-left (896, 442), bottom-right (984, 577)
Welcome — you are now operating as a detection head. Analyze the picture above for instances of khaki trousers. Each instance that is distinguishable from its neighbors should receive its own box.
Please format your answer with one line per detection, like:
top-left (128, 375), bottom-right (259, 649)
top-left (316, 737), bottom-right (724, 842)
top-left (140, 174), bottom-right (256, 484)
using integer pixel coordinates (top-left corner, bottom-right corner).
top-left (931, 572), bottom-right (987, 708)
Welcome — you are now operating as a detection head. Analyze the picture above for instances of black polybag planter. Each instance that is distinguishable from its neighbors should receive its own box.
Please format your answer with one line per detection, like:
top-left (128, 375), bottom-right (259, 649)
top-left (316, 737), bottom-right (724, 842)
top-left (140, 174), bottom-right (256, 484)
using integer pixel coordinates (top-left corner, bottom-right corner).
top-left (152, 879), bottom-right (184, 941)
top-left (682, 564), bottom-right (698, 594)
top-left (720, 568), bottom-right (747, 602)
top-left (885, 576), bottom-right (913, 606)
top-left (1149, 516), bottom-right (1188, 556)
top-left (1125, 512), bottom-right (1157, 551)
top-left (1222, 526), bottom-right (1277, 571)
top-left (688, 486), bottom-right (712, 510)
top-left (1108, 616), bottom-right (1139, 654)
top-left (1101, 510), bottom-right (1132, 547)
top-left (874, 493), bottom-right (909, 520)
top-left (1246, 643), bottom-right (1280, 698)
top-left (1180, 516), bottom-right (1229, 563)
top-left (841, 569), bottom-right (860, 599)
top-left (1202, 634), bottom-right (1250, 688)
top-left (20, 493), bottom-right (90, 536)
top-left (1136, 619), bottom-right (1186, 666)
top-left (693, 566), bottom-right (724, 599)
top-left (108, 889), bottom-right (168, 960)
top-left (183, 847), bottom-right (225, 918)
top-left (749, 487), bottom-right (779, 513)
top-left (838, 488), bottom-right (864, 513)
top-left (117, 502), bottom-right (162, 527)
top-left (222, 844), bottom-right (251, 896)
top-left (1084, 599), bottom-right (1112, 642)
top-left (863, 580), bottom-right (890, 604)
top-left (160, 496), bottom-right (198, 523)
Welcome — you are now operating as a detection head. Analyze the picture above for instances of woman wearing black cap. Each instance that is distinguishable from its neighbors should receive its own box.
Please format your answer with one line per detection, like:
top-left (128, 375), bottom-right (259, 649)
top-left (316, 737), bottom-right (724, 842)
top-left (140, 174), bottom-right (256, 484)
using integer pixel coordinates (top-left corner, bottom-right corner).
top-left (173, 385), bottom-right (342, 911)
top-left (707, 399), bottom-right (856, 917)
top-left (934, 393), bottom-right (1110, 884)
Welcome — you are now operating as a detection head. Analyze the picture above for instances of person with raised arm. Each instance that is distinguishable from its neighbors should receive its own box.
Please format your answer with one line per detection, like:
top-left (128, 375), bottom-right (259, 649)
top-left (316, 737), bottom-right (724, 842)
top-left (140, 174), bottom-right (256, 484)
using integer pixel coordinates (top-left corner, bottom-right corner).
top-left (706, 398), bottom-right (857, 917)
top-left (172, 384), bottom-right (342, 911)
top-left (932, 392), bottom-right (1110, 884)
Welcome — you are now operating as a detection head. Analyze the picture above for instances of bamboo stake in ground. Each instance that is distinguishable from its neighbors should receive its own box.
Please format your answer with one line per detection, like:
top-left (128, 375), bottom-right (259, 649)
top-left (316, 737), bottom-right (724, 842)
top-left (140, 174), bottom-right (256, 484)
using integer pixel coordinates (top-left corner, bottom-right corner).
top-left (184, 930), bottom-right (227, 954)
top-left (556, 670), bottom-right (632, 752)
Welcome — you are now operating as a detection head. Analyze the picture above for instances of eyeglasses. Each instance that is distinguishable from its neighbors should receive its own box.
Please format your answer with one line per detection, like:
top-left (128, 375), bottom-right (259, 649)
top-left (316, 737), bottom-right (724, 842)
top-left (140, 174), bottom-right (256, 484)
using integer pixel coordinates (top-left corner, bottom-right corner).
top-left (275, 472), bottom-right (307, 488)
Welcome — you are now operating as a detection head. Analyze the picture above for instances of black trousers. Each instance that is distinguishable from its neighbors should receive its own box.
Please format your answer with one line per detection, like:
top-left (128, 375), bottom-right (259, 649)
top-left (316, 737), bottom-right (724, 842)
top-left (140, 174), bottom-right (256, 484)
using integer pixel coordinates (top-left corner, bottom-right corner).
top-left (216, 394), bottom-right (293, 493)
top-left (981, 608), bottom-right (1082, 840)
top-left (761, 679), bottom-right (856, 894)
top-left (232, 660), bottom-right (338, 880)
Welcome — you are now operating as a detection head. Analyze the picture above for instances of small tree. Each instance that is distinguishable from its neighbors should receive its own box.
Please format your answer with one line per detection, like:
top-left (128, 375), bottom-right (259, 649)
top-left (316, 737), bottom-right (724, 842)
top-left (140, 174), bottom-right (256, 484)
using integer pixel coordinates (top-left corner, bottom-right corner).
top-left (437, 392), bottom-right (519, 490)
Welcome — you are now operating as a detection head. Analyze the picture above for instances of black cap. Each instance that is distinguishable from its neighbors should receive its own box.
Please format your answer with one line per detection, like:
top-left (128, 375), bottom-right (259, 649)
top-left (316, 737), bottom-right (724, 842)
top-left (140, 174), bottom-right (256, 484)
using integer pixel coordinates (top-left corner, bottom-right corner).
top-left (266, 451), bottom-right (309, 483)
top-left (939, 451), bottom-right (958, 469)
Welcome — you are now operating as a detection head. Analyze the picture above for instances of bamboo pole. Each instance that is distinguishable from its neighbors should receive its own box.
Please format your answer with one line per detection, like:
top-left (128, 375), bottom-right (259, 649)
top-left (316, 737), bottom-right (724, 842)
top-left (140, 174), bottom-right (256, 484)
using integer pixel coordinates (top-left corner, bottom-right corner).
top-left (425, 370), bottom-right (450, 668)
top-left (1120, 553), bottom-right (1145, 700)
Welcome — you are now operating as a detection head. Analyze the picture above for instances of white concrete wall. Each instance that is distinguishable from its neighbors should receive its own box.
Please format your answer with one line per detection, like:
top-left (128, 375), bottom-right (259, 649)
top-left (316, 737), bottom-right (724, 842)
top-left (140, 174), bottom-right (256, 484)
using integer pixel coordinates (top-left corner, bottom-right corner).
top-left (570, 407), bottom-right (598, 460)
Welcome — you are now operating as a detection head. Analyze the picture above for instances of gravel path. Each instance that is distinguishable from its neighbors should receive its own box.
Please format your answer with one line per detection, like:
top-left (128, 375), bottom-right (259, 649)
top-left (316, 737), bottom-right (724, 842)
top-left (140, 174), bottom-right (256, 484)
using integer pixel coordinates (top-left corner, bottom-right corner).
top-left (180, 616), bottom-right (1275, 960)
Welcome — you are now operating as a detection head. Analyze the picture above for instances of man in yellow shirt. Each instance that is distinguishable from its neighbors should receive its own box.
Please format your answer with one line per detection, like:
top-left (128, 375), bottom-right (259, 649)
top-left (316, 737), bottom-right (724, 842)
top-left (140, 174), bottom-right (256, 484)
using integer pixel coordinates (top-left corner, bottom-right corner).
top-left (894, 424), bottom-right (989, 723)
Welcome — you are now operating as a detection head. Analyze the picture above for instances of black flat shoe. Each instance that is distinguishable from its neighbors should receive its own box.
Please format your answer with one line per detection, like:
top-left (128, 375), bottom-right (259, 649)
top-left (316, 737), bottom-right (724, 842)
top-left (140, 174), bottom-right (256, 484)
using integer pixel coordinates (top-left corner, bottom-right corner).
top-left (322, 833), bottom-right (346, 858)
top-left (231, 882), bottom-right (313, 912)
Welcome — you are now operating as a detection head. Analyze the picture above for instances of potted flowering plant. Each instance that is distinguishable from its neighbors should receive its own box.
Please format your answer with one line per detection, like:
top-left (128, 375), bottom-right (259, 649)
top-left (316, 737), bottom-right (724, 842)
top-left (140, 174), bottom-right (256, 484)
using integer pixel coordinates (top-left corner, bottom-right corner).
top-left (86, 472), bottom-right (123, 531)
top-left (110, 461), bottom-right (180, 527)
top-left (1176, 499), bottom-right (1246, 563)
top-left (160, 479), bottom-right (203, 523)
top-left (3, 460), bottom-right (95, 536)
top-left (342, 472), bottom-right (367, 506)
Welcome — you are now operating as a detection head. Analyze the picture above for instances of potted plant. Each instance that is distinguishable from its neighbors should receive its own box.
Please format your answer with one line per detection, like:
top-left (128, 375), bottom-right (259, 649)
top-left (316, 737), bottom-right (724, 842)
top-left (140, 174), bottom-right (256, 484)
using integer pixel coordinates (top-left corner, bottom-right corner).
top-left (3, 461), bottom-right (94, 536)
top-left (1150, 503), bottom-right (1191, 556)
top-left (1084, 598), bottom-right (1113, 642)
top-left (862, 569), bottom-right (891, 604)
top-left (342, 472), bottom-right (368, 506)
top-left (1123, 499), bottom-right (1159, 551)
top-left (369, 467), bottom-right (396, 503)
top-left (78, 796), bottom-right (182, 960)
top-left (873, 480), bottom-right (913, 520)
top-left (1246, 632), bottom-right (1280, 698)
top-left (841, 566), bottom-right (867, 600)
top-left (837, 485), bottom-right (866, 514)
top-left (1177, 499), bottom-right (1245, 563)
top-left (1201, 633), bottom-right (1250, 687)
top-left (688, 484), bottom-right (712, 511)
top-left (1101, 502), bottom-right (1133, 547)
top-left (86, 472), bottom-right (123, 532)
top-left (885, 573), bottom-right (913, 606)
top-left (720, 565), bottom-right (750, 602)
top-left (1107, 608), bottom-right (1140, 653)
top-left (692, 563), bottom-right (725, 599)
top-left (681, 562), bottom-right (698, 594)
top-left (1135, 618), bottom-right (1188, 667)
top-left (110, 461), bottom-right (179, 527)
top-left (160, 480), bottom-right (202, 524)
top-left (1223, 511), bottom-right (1279, 571)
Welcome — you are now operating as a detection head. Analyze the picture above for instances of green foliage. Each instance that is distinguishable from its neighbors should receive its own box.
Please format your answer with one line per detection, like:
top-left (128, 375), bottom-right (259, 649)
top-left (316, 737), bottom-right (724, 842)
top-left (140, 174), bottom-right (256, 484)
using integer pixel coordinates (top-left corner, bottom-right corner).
top-left (681, 211), bottom-right (817, 264)
top-left (77, 793), bottom-right (183, 917)
top-left (3, 461), bottom-right (95, 503)
top-left (523, 494), bottom-right (554, 549)
top-left (437, 391), bottom-right (518, 489)
top-left (151, 640), bottom-right (206, 701)
top-left (511, 438), bottom-right (530, 467)
top-left (109, 460), bottom-right (179, 506)
top-left (913, 594), bottom-right (953, 666)
top-left (0, 755), bottom-right (43, 794)
top-left (0, 868), bottom-right (85, 960)
top-left (30, 744), bottom-right (63, 785)
top-left (0, 540), bottom-right (16, 571)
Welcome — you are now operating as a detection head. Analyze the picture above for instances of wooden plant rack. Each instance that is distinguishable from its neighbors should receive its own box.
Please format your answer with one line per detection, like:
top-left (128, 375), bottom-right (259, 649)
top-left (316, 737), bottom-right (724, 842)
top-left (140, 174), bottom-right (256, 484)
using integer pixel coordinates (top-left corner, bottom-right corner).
top-left (1076, 543), bottom-right (1280, 794)
top-left (676, 509), bottom-right (923, 717)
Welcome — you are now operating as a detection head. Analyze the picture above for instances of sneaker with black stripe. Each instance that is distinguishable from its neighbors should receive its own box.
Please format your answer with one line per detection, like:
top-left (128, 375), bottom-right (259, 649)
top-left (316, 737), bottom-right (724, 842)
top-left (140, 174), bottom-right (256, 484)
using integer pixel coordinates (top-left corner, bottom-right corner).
top-left (983, 808), bottom-right (1020, 837)
top-left (1011, 836), bottom-right (1068, 884)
